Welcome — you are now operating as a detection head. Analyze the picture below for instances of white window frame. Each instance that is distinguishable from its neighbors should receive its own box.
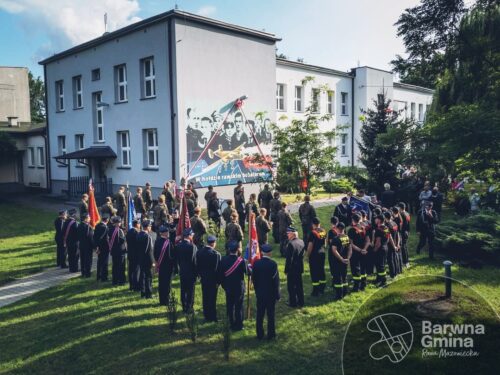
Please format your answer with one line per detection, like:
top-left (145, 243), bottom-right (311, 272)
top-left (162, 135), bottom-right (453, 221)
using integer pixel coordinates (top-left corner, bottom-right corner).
top-left (418, 103), bottom-right (424, 122)
top-left (75, 134), bottom-right (85, 166)
top-left (410, 102), bottom-right (416, 119)
top-left (294, 86), bottom-right (303, 112)
top-left (327, 90), bottom-right (334, 114)
top-left (95, 92), bottom-right (104, 142)
top-left (276, 83), bottom-right (285, 111)
top-left (58, 136), bottom-right (67, 156)
top-left (142, 57), bottom-right (156, 98)
top-left (72, 76), bottom-right (83, 109)
top-left (37, 147), bottom-right (45, 167)
top-left (341, 134), bottom-right (348, 156)
top-left (119, 131), bottom-right (131, 167)
top-left (28, 147), bottom-right (35, 167)
top-left (312, 88), bottom-right (320, 113)
top-left (146, 129), bottom-right (159, 168)
top-left (115, 64), bottom-right (128, 102)
top-left (341, 92), bottom-right (348, 115)
top-left (56, 80), bottom-right (64, 112)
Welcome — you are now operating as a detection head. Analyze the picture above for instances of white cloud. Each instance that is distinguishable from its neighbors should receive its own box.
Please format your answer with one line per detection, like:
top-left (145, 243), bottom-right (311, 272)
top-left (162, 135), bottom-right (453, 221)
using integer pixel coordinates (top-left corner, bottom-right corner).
top-left (0, 0), bottom-right (142, 58)
top-left (196, 5), bottom-right (216, 17)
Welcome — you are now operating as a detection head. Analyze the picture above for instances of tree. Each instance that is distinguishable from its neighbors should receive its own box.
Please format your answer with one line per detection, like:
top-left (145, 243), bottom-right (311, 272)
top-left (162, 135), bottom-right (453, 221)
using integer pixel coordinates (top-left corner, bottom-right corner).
top-left (358, 94), bottom-right (417, 194)
top-left (272, 77), bottom-right (340, 194)
top-left (29, 72), bottom-right (45, 123)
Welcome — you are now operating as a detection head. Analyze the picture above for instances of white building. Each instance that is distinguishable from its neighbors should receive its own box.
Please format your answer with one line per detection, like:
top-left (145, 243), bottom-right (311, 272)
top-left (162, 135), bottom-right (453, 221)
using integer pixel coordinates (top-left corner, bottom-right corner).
top-left (40, 9), bottom-right (433, 201)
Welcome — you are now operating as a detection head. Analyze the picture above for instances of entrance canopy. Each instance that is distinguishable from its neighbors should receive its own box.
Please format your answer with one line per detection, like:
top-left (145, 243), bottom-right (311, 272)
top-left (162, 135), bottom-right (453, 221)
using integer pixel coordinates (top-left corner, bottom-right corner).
top-left (54, 146), bottom-right (117, 160)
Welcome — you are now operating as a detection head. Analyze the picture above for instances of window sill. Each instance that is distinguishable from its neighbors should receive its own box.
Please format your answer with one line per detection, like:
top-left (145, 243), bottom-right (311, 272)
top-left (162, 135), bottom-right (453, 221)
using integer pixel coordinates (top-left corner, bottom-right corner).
top-left (28, 166), bottom-right (35, 169)
top-left (294, 110), bottom-right (303, 113)
top-left (73, 107), bottom-right (84, 111)
top-left (55, 110), bottom-right (65, 113)
top-left (143, 167), bottom-right (159, 171)
top-left (57, 165), bottom-right (68, 168)
top-left (114, 100), bottom-right (128, 105)
top-left (340, 155), bottom-right (348, 158)
top-left (75, 165), bottom-right (87, 168)
top-left (140, 96), bottom-right (156, 101)
top-left (276, 109), bottom-right (286, 112)
top-left (117, 166), bottom-right (131, 170)
top-left (94, 141), bottom-right (106, 144)
top-left (340, 114), bottom-right (349, 117)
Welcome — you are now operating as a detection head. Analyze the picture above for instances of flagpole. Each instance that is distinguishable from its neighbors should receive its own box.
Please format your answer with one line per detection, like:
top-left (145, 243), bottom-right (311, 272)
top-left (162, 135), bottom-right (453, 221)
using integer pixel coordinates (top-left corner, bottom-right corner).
top-left (246, 273), bottom-right (251, 319)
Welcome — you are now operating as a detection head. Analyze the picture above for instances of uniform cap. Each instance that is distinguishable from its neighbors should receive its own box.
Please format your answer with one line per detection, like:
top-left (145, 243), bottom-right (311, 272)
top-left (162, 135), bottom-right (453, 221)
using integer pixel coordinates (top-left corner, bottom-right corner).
top-left (312, 217), bottom-right (320, 225)
top-left (286, 226), bottom-right (297, 233)
top-left (142, 219), bottom-right (152, 228)
top-left (101, 213), bottom-right (110, 220)
top-left (207, 235), bottom-right (217, 243)
top-left (68, 208), bottom-right (77, 216)
top-left (132, 219), bottom-right (140, 226)
top-left (80, 213), bottom-right (90, 220)
top-left (111, 216), bottom-right (122, 224)
top-left (183, 228), bottom-right (194, 236)
top-left (159, 225), bottom-right (169, 233)
top-left (341, 197), bottom-right (349, 202)
top-left (261, 244), bottom-right (272, 253)
top-left (226, 240), bottom-right (239, 252)
top-left (59, 209), bottom-right (67, 215)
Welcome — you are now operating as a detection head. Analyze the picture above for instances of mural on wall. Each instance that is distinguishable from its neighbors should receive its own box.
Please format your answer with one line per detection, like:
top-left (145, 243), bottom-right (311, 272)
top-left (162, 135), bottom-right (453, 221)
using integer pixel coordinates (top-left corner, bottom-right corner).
top-left (185, 104), bottom-right (273, 188)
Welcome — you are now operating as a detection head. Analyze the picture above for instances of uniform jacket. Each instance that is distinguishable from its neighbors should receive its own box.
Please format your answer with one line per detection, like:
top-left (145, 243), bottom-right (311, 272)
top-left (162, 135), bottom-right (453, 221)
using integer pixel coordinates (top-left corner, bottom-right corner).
top-left (208, 198), bottom-right (221, 220)
top-left (298, 202), bottom-right (316, 226)
top-left (416, 209), bottom-right (439, 234)
top-left (252, 256), bottom-right (280, 302)
top-left (190, 215), bottom-right (207, 245)
top-left (269, 199), bottom-right (282, 221)
top-left (308, 227), bottom-right (327, 257)
top-left (93, 222), bottom-right (110, 253)
top-left (77, 222), bottom-right (94, 252)
top-left (114, 192), bottom-right (126, 216)
top-left (134, 194), bottom-right (146, 215)
top-left (218, 254), bottom-right (247, 294)
top-left (222, 206), bottom-right (234, 224)
top-left (153, 203), bottom-right (168, 227)
top-left (225, 222), bottom-right (243, 243)
top-left (109, 226), bottom-right (127, 256)
top-left (62, 218), bottom-right (78, 247)
top-left (258, 189), bottom-right (273, 210)
top-left (100, 203), bottom-right (116, 217)
top-left (174, 239), bottom-right (198, 280)
top-left (196, 245), bottom-right (221, 283)
top-left (142, 188), bottom-right (153, 211)
top-left (277, 209), bottom-right (293, 234)
top-left (79, 201), bottom-right (89, 217)
top-left (126, 227), bottom-right (140, 263)
top-left (154, 236), bottom-right (176, 273)
top-left (136, 231), bottom-right (155, 268)
top-left (334, 204), bottom-right (351, 227)
top-left (54, 217), bottom-right (65, 244)
top-left (285, 237), bottom-right (305, 274)
top-left (256, 215), bottom-right (272, 243)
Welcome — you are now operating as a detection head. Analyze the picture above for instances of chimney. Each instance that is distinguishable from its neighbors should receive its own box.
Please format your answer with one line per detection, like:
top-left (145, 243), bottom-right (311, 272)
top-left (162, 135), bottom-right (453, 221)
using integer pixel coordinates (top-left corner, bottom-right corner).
top-left (7, 116), bottom-right (19, 127)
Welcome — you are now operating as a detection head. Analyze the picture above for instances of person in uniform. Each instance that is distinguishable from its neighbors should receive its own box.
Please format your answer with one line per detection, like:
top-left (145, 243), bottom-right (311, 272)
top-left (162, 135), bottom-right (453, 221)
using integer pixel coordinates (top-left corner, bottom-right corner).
top-left (196, 235), bottom-right (221, 322)
top-left (79, 194), bottom-right (89, 218)
top-left (153, 195), bottom-right (169, 231)
top-left (329, 223), bottom-right (351, 300)
top-left (162, 182), bottom-right (175, 213)
top-left (207, 192), bottom-right (221, 229)
top-left (256, 208), bottom-right (272, 246)
top-left (306, 217), bottom-right (327, 296)
top-left (109, 216), bottom-right (127, 285)
top-left (222, 199), bottom-right (235, 226)
top-left (299, 195), bottom-right (317, 240)
top-left (114, 186), bottom-right (127, 218)
top-left (134, 187), bottom-right (147, 218)
top-left (137, 219), bottom-right (155, 298)
top-left (359, 210), bottom-right (375, 276)
top-left (334, 197), bottom-right (352, 228)
top-left (218, 240), bottom-right (247, 331)
top-left (187, 183), bottom-right (199, 206)
top-left (190, 207), bottom-right (207, 248)
top-left (185, 190), bottom-right (196, 218)
top-left (252, 244), bottom-right (280, 340)
top-left (142, 182), bottom-right (153, 213)
top-left (126, 219), bottom-right (141, 291)
top-left (373, 215), bottom-right (390, 287)
top-left (204, 185), bottom-right (215, 207)
top-left (174, 228), bottom-right (198, 313)
top-left (100, 197), bottom-right (117, 218)
top-left (397, 202), bottom-right (411, 268)
top-left (154, 225), bottom-right (176, 305)
top-left (391, 207), bottom-right (404, 273)
top-left (77, 213), bottom-right (94, 278)
top-left (54, 209), bottom-right (67, 268)
top-left (278, 202), bottom-right (293, 256)
top-left (284, 227), bottom-right (305, 308)
top-left (245, 193), bottom-right (259, 224)
top-left (347, 214), bottom-right (370, 292)
top-left (94, 214), bottom-right (110, 281)
top-left (257, 184), bottom-right (273, 219)
top-left (416, 201), bottom-right (439, 259)
top-left (381, 183), bottom-right (396, 208)
top-left (63, 208), bottom-right (79, 273)
top-left (234, 181), bottom-right (246, 231)
top-left (327, 216), bottom-right (340, 288)
top-left (269, 192), bottom-right (282, 244)
top-left (225, 212), bottom-right (244, 252)
top-left (383, 211), bottom-right (401, 278)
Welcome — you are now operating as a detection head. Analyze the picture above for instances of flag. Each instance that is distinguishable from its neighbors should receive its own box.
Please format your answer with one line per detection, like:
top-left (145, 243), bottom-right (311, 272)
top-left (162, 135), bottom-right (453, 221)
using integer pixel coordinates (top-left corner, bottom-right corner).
top-left (244, 213), bottom-right (261, 269)
top-left (175, 189), bottom-right (191, 244)
top-left (88, 179), bottom-right (101, 228)
top-left (127, 190), bottom-right (136, 230)
top-left (350, 195), bottom-right (370, 214)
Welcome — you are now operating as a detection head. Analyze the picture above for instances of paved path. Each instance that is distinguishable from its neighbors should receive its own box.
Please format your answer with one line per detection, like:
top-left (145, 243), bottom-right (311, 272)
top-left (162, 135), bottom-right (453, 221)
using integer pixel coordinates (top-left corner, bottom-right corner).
top-left (288, 196), bottom-right (340, 214)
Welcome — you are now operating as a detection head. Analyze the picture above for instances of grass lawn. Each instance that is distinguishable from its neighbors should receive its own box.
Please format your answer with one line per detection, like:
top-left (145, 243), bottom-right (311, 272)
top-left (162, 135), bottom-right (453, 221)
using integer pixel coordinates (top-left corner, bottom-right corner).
top-left (0, 205), bottom-right (499, 374)
top-left (280, 189), bottom-right (342, 204)
top-left (0, 202), bottom-right (56, 286)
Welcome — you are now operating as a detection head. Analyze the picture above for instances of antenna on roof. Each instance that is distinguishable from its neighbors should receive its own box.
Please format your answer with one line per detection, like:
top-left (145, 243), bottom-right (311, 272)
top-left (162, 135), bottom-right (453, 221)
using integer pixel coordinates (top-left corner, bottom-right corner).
top-left (104, 13), bottom-right (108, 35)
top-left (357, 59), bottom-right (360, 67)
top-left (175, 3), bottom-right (179, 9)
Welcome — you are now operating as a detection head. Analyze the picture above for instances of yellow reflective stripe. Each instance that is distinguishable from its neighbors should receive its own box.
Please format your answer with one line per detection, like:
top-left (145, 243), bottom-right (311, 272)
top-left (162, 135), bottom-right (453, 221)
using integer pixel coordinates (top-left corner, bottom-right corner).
top-left (377, 272), bottom-right (386, 276)
top-left (352, 276), bottom-right (362, 280)
top-left (342, 283), bottom-right (349, 287)
top-left (319, 280), bottom-right (326, 284)
top-left (360, 274), bottom-right (367, 278)
top-left (334, 284), bottom-right (343, 288)
top-left (312, 282), bottom-right (320, 286)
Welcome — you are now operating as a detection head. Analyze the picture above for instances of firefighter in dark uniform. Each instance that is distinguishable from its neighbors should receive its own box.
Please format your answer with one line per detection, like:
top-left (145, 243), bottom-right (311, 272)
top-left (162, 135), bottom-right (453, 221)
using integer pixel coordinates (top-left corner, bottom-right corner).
top-left (190, 207), bottom-right (207, 248)
top-left (416, 201), bottom-right (439, 259)
top-left (258, 184), bottom-right (273, 219)
top-left (54, 209), bottom-right (67, 268)
top-left (196, 235), bottom-right (221, 322)
top-left (270, 192), bottom-right (282, 243)
top-left (299, 195), bottom-right (317, 240)
top-left (252, 244), bottom-right (280, 340)
top-left (114, 186), bottom-right (126, 218)
top-left (391, 207), bottom-right (404, 273)
top-left (347, 213), bottom-right (370, 291)
top-left (234, 182), bottom-right (246, 232)
top-left (134, 187), bottom-right (147, 218)
top-left (306, 217), bottom-right (327, 296)
top-left (207, 192), bottom-right (221, 228)
top-left (256, 208), bottom-right (272, 246)
top-left (327, 216), bottom-right (340, 287)
top-left (142, 182), bottom-right (153, 212)
top-left (397, 202), bottom-right (411, 268)
top-left (154, 225), bottom-right (176, 306)
top-left (77, 213), bottom-right (94, 278)
top-left (218, 240), bottom-right (247, 331)
top-left (109, 216), bottom-right (127, 285)
top-left (137, 220), bottom-right (155, 298)
top-left (329, 223), bottom-right (351, 300)
top-left (278, 202), bottom-right (293, 256)
top-left (94, 214), bottom-right (110, 281)
top-left (383, 211), bottom-right (401, 278)
top-left (373, 215), bottom-right (390, 287)
top-left (174, 228), bottom-right (198, 313)
top-left (284, 227), bottom-right (305, 308)
top-left (334, 197), bottom-right (352, 227)
top-left (63, 208), bottom-right (79, 273)
top-left (127, 219), bottom-right (141, 291)
top-left (360, 210), bottom-right (375, 276)
top-left (225, 212), bottom-right (243, 253)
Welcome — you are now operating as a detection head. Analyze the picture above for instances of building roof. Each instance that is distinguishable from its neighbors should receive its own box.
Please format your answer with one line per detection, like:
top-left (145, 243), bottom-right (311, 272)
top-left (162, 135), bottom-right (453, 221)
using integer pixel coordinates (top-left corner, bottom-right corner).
top-left (0, 122), bottom-right (46, 135)
top-left (39, 10), bottom-right (280, 65)
top-left (276, 58), bottom-right (352, 78)
top-left (54, 146), bottom-right (117, 160)
top-left (394, 82), bottom-right (435, 94)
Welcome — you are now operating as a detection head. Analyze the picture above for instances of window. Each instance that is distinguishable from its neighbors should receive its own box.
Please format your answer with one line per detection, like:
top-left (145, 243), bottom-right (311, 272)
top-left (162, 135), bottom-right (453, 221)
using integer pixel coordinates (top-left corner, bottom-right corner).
top-left (410, 102), bottom-right (416, 120)
top-left (58, 136), bottom-right (67, 156)
top-left (312, 88), bottom-right (320, 113)
top-left (72, 76), bottom-right (83, 109)
top-left (118, 131), bottom-right (131, 167)
top-left (37, 147), bottom-right (45, 167)
top-left (294, 86), bottom-right (303, 112)
top-left (141, 57), bottom-right (156, 98)
top-left (93, 92), bottom-right (104, 142)
top-left (28, 147), bottom-right (35, 167)
top-left (92, 68), bottom-right (100, 81)
top-left (55, 80), bottom-right (64, 111)
top-left (75, 134), bottom-right (85, 166)
top-left (341, 92), bottom-right (348, 115)
top-left (327, 90), bottom-right (334, 114)
top-left (341, 134), bottom-right (348, 156)
top-left (115, 64), bottom-right (128, 102)
top-left (418, 103), bottom-right (424, 122)
top-left (145, 129), bottom-right (158, 168)
top-left (276, 83), bottom-right (285, 111)
top-left (426, 104), bottom-right (431, 120)
top-left (377, 94), bottom-right (384, 106)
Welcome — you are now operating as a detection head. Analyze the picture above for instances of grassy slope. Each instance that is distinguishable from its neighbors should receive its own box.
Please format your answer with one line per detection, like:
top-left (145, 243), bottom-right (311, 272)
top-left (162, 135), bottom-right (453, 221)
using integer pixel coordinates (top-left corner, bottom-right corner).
top-left (0, 203), bottom-right (56, 285)
top-left (0, 206), bottom-right (499, 374)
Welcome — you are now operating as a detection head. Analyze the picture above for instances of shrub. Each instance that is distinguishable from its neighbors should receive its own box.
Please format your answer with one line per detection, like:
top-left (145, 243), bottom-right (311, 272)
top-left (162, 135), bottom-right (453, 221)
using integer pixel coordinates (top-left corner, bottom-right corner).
top-left (322, 178), bottom-right (355, 194)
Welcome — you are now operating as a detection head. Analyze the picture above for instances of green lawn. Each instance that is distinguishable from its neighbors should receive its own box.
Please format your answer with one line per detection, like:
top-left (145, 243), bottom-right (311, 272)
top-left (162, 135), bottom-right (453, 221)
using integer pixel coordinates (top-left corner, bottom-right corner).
top-left (0, 205), bottom-right (499, 374)
top-left (0, 203), bottom-right (56, 286)
top-left (280, 189), bottom-right (342, 204)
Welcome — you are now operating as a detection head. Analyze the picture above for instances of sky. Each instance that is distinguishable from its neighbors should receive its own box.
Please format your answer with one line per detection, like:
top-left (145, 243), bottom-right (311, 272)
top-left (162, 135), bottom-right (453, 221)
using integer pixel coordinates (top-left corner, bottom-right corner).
top-left (0, 0), bottom-right (421, 79)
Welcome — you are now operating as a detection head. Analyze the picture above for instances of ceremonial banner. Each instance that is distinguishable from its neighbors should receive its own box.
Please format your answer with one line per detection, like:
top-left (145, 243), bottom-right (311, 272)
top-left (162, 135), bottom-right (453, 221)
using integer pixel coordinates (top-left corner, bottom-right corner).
top-left (88, 179), bottom-right (100, 228)
top-left (175, 189), bottom-right (191, 244)
top-left (244, 213), bottom-right (261, 270)
top-left (127, 192), bottom-right (136, 230)
top-left (350, 195), bottom-right (370, 214)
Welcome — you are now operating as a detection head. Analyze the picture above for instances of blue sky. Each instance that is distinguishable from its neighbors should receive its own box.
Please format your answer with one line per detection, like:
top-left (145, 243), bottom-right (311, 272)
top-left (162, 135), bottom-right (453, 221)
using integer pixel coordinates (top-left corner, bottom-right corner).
top-left (0, 0), bottom-right (420, 79)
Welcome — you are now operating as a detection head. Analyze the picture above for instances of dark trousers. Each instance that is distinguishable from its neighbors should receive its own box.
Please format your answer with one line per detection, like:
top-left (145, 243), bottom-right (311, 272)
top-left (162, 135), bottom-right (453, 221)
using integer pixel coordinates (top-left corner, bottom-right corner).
top-left (112, 255), bottom-right (126, 285)
top-left (225, 290), bottom-right (244, 330)
top-left (238, 211), bottom-right (246, 232)
top-left (80, 248), bottom-right (93, 277)
top-left (180, 276), bottom-right (196, 312)
top-left (140, 265), bottom-right (153, 298)
top-left (279, 233), bottom-right (288, 256)
top-left (375, 247), bottom-right (388, 283)
top-left (309, 253), bottom-right (326, 287)
top-left (387, 247), bottom-right (398, 278)
top-left (128, 259), bottom-right (141, 291)
top-left (67, 244), bottom-right (79, 273)
top-left (256, 297), bottom-right (276, 339)
top-left (350, 252), bottom-right (367, 290)
top-left (158, 268), bottom-right (173, 305)
top-left (417, 231), bottom-right (435, 258)
top-left (56, 240), bottom-right (67, 267)
top-left (366, 247), bottom-right (375, 275)
top-left (332, 259), bottom-right (348, 298)
top-left (201, 279), bottom-right (218, 321)
top-left (287, 271), bottom-right (304, 307)
top-left (96, 251), bottom-right (109, 281)
top-left (401, 231), bottom-right (410, 264)
top-left (272, 220), bottom-right (280, 243)
top-left (301, 224), bottom-right (311, 243)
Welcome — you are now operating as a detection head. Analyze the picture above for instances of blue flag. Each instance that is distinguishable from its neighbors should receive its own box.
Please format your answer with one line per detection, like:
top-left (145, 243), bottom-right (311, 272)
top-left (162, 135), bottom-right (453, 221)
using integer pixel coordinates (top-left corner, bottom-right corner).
top-left (350, 196), bottom-right (370, 214)
top-left (127, 192), bottom-right (136, 230)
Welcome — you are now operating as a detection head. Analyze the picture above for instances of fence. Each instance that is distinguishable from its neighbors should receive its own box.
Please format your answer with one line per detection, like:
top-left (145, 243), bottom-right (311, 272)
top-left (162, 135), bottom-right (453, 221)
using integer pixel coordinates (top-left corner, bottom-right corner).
top-left (69, 176), bottom-right (113, 202)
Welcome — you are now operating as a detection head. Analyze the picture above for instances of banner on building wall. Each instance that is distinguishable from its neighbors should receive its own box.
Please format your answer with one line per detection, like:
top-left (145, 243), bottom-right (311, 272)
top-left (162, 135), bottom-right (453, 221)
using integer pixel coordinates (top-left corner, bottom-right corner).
top-left (185, 104), bottom-right (273, 188)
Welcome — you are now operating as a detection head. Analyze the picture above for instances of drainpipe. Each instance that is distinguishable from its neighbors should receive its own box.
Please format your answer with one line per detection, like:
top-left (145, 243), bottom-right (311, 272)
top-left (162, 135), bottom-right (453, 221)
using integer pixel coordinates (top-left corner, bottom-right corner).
top-left (43, 65), bottom-right (52, 192)
top-left (351, 69), bottom-right (355, 167)
top-left (167, 18), bottom-right (177, 181)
